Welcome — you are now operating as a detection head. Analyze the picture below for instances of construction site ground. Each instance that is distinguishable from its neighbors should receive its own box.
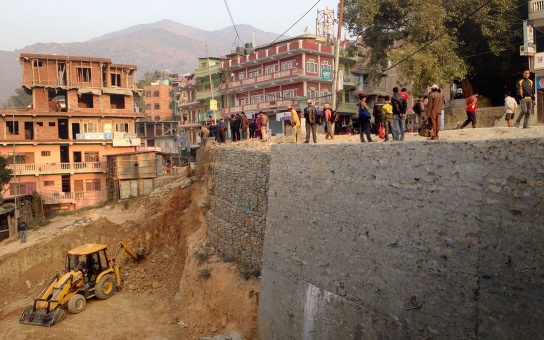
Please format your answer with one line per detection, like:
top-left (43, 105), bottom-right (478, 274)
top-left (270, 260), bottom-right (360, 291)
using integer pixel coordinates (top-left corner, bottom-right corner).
top-left (0, 174), bottom-right (259, 340)
top-left (0, 125), bottom-right (543, 340)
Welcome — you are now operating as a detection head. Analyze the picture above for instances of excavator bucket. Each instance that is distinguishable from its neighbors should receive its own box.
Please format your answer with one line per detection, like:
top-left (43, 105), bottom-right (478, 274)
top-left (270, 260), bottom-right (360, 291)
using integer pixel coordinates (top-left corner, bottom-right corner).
top-left (19, 305), bottom-right (66, 327)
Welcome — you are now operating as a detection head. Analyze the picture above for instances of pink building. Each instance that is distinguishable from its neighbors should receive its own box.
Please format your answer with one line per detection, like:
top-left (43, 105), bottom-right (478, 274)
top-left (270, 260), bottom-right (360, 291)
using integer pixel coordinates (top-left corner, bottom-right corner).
top-left (1, 54), bottom-right (143, 216)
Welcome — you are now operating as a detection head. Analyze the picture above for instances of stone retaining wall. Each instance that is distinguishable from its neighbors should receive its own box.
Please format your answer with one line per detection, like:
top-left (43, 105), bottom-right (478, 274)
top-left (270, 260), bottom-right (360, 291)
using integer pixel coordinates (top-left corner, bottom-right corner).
top-left (196, 147), bottom-right (270, 270)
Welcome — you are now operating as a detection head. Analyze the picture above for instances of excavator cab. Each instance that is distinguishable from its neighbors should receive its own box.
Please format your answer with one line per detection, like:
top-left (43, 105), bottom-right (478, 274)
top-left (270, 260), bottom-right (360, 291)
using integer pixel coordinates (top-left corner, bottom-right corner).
top-left (20, 242), bottom-right (143, 327)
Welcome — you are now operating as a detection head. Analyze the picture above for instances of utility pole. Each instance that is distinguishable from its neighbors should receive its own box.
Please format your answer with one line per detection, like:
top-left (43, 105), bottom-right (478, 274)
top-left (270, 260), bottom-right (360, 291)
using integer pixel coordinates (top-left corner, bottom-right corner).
top-left (205, 44), bottom-right (216, 124)
top-left (331, 0), bottom-right (345, 110)
top-left (11, 100), bottom-right (18, 238)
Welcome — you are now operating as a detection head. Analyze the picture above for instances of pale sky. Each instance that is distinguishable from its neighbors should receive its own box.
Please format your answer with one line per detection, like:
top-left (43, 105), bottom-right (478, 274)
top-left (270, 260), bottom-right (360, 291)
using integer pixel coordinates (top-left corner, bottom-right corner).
top-left (0, 0), bottom-right (342, 51)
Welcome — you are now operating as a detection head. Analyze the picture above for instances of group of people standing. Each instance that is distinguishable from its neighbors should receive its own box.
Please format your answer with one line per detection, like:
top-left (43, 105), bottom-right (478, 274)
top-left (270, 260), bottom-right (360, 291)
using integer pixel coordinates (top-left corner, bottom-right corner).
top-left (199, 111), bottom-right (269, 143)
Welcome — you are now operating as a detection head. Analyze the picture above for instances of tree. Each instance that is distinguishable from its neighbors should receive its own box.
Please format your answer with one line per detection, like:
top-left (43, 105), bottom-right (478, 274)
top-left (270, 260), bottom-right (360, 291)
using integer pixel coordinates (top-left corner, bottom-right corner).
top-left (0, 155), bottom-right (13, 200)
top-left (3, 88), bottom-right (32, 108)
top-left (343, 0), bottom-right (527, 103)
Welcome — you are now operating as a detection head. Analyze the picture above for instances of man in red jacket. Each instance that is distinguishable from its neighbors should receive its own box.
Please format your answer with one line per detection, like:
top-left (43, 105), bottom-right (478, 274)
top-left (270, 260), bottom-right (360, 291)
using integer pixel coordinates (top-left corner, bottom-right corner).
top-left (461, 92), bottom-right (479, 129)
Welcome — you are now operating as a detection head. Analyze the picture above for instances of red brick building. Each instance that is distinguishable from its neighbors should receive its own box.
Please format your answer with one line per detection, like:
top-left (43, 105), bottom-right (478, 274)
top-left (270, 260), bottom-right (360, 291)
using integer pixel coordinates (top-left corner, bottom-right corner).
top-left (143, 80), bottom-right (175, 121)
top-left (0, 54), bottom-right (142, 216)
top-left (220, 35), bottom-right (334, 134)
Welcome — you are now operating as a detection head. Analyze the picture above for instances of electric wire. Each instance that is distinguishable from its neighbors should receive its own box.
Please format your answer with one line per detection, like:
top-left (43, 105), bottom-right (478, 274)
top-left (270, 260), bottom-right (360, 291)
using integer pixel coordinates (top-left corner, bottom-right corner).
top-left (271, 0), bottom-right (322, 44)
top-left (224, 0), bottom-right (242, 47)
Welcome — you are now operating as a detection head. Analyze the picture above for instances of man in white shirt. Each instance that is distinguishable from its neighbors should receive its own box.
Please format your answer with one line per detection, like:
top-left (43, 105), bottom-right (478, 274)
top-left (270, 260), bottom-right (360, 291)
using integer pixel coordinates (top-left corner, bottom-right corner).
top-left (504, 91), bottom-right (517, 128)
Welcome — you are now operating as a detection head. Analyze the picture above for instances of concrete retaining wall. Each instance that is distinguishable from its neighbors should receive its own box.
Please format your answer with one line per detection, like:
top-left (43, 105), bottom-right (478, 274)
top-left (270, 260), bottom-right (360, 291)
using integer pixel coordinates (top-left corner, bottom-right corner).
top-left (258, 140), bottom-right (544, 339)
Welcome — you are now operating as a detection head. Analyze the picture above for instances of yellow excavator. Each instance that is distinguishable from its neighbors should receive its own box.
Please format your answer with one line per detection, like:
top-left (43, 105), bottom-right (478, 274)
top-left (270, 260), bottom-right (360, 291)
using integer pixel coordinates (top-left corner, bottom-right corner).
top-left (20, 242), bottom-right (144, 326)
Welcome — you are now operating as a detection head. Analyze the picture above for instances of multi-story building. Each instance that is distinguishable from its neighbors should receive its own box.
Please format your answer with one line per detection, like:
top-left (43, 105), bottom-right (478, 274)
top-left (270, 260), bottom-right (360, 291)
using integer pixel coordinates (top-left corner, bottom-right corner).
top-left (219, 35), bottom-right (334, 135)
top-left (175, 74), bottom-right (200, 147)
top-left (194, 57), bottom-right (223, 123)
top-left (143, 79), bottom-right (175, 121)
top-left (1, 54), bottom-right (142, 216)
top-left (528, 2), bottom-right (544, 124)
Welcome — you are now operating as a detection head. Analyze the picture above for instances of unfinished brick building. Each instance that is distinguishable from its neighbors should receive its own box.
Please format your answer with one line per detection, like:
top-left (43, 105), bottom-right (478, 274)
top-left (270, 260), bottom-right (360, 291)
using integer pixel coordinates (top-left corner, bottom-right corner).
top-left (0, 54), bottom-right (143, 217)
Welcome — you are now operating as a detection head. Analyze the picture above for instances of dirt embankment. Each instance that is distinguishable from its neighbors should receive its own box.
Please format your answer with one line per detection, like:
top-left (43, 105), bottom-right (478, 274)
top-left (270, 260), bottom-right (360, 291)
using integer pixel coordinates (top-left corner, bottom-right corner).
top-left (0, 174), bottom-right (259, 340)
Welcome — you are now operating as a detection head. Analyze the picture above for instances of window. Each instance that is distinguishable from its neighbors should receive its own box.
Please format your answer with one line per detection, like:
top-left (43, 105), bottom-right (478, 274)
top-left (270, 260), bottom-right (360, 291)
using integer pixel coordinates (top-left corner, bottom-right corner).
top-left (306, 59), bottom-right (318, 73)
top-left (111, 73), bottom-right (121, 86)
top-left (37, 122), bottom-right (43, 126)
top-left (10, 183), bottom-right (25, 196)
top-left (83, 121), bottom-right (98, 133)
top-left (248, 69), bottom-right (260, 77)
top-left (266, 92), bottom-right (278, 101)
top-left (204, 84), bottom-right (211, 90)
top-left (44, 181), bottom-right (54, 186)
top-left (33, 60), bottom-right (43, 67)
top-left (251, 95), bottom-right (264, 104)
top-left (85, 179), bottom-right (101, 191)
top-left (154, 116), bottom-right (161, 121)
top-left (145, 104), bottom-right (151, 110)
top-left (84, 152), bottom-right (99, 162)
top-left (76, 67), bottom-right (92, 82)
top-left (49, 122), bottom-right (56, 127)
top-left (265, 65), bottom-right (277, 74)
top-left (115, 123), bottom-right (129, 133)
top-left (153, 91), bottom-right (159, 97)
top-left (238, 72), bottom-right (246, 80)
top-left (110, 94), bottom-right (125, 109)
top-left (214, 82), bottom-right (219, 89)
top-left (308, 87), bottom-right (318, 100)
top-left (281, 61), bottom-right (293, 70)
top-left (6, 121), bottom-right (19, 135)
top-left (201, 62), bottom-right (207, 68)
top-left (41, 151), bottom-right (51, 156)
top-left (322, 90), bottom-right (332, 103)
top-left (154, 103), bottom-right (160, 110)
top-left (145, 91), bottom-right (151, 97)
top-left (321, 61), bottom-right (332, 71)
top-left (283, 90), bottom-right (295, 99)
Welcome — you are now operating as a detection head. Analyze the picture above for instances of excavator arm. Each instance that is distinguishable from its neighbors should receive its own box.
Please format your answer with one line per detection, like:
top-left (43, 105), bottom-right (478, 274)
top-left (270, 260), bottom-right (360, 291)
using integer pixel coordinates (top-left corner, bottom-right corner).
top-left (109, 242), bottom-right (144, 287)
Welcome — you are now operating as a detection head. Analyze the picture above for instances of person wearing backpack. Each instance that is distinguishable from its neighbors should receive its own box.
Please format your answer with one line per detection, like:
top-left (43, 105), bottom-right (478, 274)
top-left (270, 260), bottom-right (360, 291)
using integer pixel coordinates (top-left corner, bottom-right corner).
top-left (357, 93), bottom-right (373, 142)
top-left (304, 100), bottom-right (318, 143)
top-left (324, 103), bottom-right (334, 140)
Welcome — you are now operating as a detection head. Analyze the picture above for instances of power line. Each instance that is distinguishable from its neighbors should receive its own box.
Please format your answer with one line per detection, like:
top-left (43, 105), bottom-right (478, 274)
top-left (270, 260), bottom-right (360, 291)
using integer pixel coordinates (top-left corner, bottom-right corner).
top-left (224, 0), bottom-right (242, 46)
top-left (271, 0), bottom-right (321, 44)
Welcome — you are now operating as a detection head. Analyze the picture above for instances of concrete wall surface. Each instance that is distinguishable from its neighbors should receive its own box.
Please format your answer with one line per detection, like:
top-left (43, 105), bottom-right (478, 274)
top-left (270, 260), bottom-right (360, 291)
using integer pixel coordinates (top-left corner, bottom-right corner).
top-left (258, 140), bottom-right (544, 339)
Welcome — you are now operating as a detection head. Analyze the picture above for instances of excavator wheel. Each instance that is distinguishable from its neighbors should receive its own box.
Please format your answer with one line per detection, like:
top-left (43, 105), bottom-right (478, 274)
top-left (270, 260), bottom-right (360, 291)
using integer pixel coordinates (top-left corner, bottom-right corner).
top-left (95, 274), bottom-right (116, 300)
top-left (67, 294), bottom-right (86, 314)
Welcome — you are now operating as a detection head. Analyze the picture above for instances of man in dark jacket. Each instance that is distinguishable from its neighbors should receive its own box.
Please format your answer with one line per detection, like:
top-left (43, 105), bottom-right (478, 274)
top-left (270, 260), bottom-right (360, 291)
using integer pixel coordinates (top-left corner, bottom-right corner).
top-left (304, 100), bottom-right (317, 143)
top-left (515, 70), bottom-right (535, 128)
top-left (372, 95), bottom-right (385, 134)
top-left (391, 87), bottom-right (407, 141)
top-left (18, 218), bottom-right (28, 243)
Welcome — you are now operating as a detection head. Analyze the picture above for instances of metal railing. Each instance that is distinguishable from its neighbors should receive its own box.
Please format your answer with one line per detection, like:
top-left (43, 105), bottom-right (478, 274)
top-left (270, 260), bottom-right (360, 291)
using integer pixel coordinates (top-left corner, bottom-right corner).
top-left (43, 190), bottom-right (108, 203)
top-left (7, 162), bottom-right (107, 176)
top-left (219, 68), bottom-right (306, 90)
top-left (529, 0), bottom-right (544, 20)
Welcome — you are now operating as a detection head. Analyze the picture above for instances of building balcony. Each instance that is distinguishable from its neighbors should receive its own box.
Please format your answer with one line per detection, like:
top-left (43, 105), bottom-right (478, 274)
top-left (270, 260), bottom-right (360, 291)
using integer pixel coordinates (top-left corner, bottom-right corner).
top-left (178, 100), bottom-right (201, 109)
top-left (529, 0), bottom-right (544, 25)
top-left (336, 102), bottom-right (358, 115)
top-left (194, 65), bottom-right (224, 79)
top-left (343, 75), bottom-right (358, 88)
top-left (221, 99), bottom-right (328, 116)
top-left (42, 190), bottom-right (108, 205)
top-left (8, 162), bottom-right (107, 176)
top-left (219, 68), bottom-right (313, 91)
top-left (196, 89), bottom-right (220, 101)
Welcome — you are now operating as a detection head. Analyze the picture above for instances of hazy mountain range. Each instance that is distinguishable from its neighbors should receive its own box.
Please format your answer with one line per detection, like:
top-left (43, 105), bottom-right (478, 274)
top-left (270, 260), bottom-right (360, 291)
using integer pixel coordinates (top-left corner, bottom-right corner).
top-left (0, 19), bottom-right (281, 104)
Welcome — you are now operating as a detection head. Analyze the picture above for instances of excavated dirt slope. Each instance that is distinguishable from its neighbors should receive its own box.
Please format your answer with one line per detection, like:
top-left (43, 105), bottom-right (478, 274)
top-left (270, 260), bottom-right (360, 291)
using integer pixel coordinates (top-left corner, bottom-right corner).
top-left (0, 174), bottom-right (259, 340)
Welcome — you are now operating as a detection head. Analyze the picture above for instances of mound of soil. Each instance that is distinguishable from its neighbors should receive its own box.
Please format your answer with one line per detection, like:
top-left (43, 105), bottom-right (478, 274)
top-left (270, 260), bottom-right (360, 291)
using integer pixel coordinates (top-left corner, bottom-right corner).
top-left (0, 174), bottom-right (259, 339)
